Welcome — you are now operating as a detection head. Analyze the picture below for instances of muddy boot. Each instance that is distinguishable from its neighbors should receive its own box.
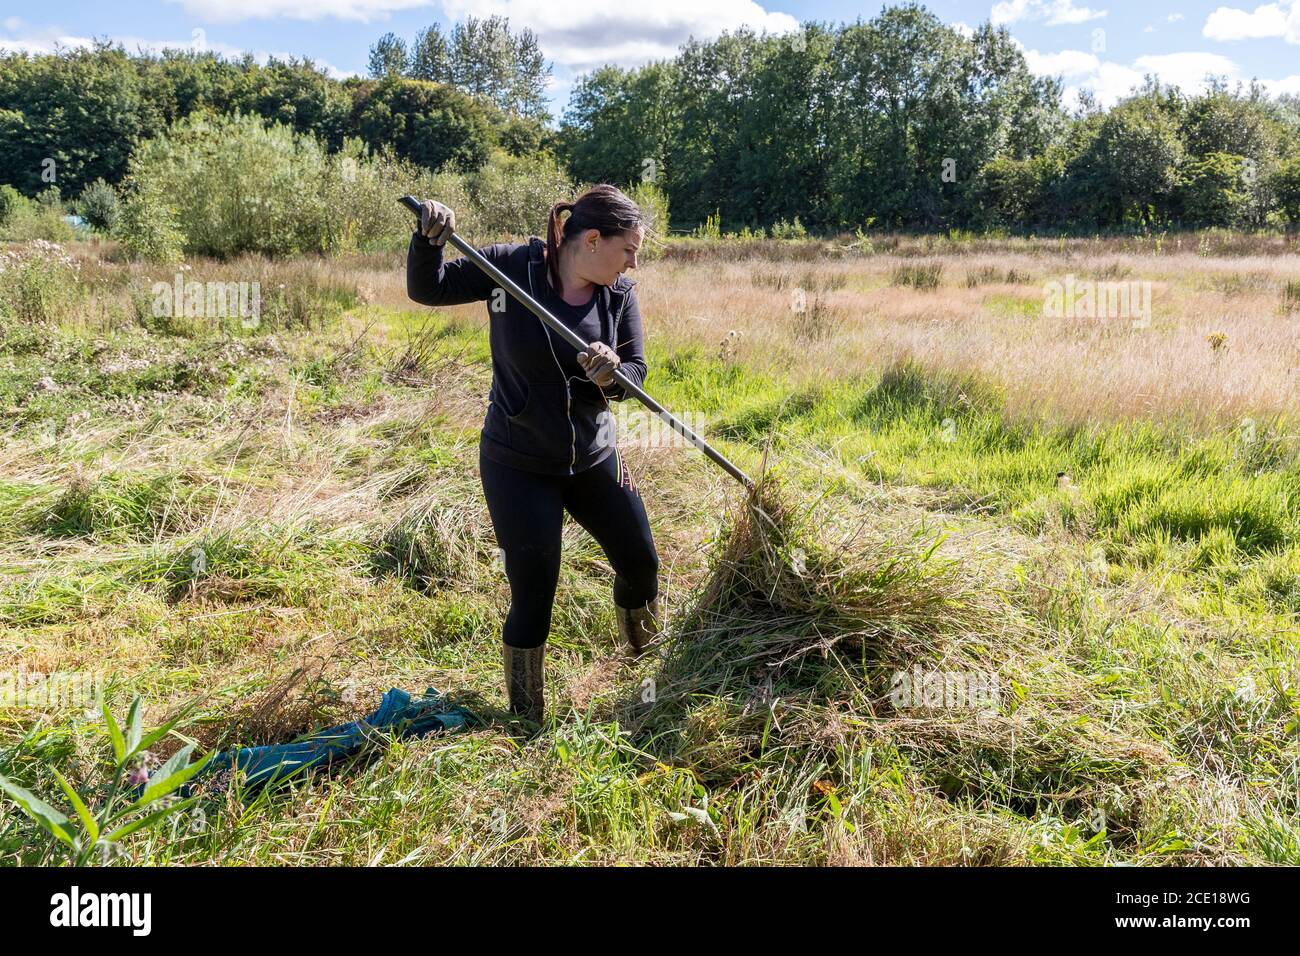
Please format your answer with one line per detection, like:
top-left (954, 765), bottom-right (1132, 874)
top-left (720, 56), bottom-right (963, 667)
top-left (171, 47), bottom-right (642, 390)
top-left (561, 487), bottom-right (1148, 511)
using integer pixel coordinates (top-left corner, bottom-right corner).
top-left (502, 642), bottom-right (545, 728)
top-left (615, 593), bottom-right (662, 656)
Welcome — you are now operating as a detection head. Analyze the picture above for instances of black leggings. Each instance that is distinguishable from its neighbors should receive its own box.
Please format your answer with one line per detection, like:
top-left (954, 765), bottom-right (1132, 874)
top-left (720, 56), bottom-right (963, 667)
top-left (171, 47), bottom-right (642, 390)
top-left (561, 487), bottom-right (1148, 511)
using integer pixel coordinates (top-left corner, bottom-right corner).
top-left (479, 444), bottom-right (659, 648)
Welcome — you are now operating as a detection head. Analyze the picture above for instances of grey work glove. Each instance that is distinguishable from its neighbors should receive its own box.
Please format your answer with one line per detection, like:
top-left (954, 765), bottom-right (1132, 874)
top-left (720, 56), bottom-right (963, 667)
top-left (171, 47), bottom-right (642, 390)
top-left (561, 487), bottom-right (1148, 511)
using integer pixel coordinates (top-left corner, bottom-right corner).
top-left (418, 199), bottom-right (456, 246)
top-left (577, 341), bottom-right (621, 388)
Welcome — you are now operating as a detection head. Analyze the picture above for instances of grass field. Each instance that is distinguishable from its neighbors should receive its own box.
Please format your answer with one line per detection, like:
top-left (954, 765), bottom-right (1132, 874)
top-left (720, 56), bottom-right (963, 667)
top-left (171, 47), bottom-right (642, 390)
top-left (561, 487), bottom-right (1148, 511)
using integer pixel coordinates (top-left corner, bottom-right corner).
top-left (1, 232), bottom-right (1298, 865)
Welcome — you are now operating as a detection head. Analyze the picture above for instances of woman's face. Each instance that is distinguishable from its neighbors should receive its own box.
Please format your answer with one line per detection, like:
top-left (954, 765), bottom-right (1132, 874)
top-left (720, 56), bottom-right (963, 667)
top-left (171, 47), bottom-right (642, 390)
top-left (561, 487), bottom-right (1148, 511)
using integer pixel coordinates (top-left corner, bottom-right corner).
top-left (579, 226), bottom-right (643, 286)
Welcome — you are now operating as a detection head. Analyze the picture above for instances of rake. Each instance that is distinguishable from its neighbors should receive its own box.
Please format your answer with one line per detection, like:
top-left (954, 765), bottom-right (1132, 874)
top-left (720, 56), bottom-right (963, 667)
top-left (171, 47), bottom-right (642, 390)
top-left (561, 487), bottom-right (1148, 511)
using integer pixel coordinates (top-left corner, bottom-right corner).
top-left (399, 195), bottom-right (753, 488)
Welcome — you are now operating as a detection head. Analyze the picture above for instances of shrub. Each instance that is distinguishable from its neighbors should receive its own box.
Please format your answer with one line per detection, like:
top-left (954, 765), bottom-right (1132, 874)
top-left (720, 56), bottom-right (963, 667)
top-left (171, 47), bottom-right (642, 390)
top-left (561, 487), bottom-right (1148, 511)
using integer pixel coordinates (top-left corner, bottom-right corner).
top-left (317, 137), bottom-right (452, 254)
top-left (770, 216), bottom-right (807, 240)
top-left (0, 187), bottom-right (75, 242)
top-left (124, 111), bottom-right (329, 259)
top-left (1178, 152), bottom-right (1254, 228)
top-left (693, 209), bottom-right (722, 240)
top-left (113, 180), bottom-right (185, 264)
top-left (627, 179), bottom-right (669, 259)
top-left (77, 178), bottom-right (120, 232)
top-left (0, 184), bottom-right (21, 227)
top-left (1275, 155), bottom-right (1300, 226)
top-left (123, 112), bottom-right (449, 258)
top-left (467, 149), bottom-right (574, 239)
top-left (0, 240), bottom-right (82, 324)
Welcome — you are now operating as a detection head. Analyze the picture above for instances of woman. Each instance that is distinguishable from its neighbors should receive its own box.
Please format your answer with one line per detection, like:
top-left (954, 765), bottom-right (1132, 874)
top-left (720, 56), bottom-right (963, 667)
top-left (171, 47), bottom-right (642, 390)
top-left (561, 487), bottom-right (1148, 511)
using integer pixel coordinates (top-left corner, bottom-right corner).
top-left (406, 184), bottom-right (661, 729)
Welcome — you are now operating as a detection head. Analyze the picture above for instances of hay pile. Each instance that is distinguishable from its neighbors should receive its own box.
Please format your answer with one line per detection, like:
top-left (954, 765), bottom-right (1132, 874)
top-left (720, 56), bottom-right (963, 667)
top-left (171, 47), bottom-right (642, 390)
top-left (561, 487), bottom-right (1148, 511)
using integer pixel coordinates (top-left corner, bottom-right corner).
top-left (629, 464), bottom-right (1172, 844)
top-left (655, 470), bottom-right (987, 712)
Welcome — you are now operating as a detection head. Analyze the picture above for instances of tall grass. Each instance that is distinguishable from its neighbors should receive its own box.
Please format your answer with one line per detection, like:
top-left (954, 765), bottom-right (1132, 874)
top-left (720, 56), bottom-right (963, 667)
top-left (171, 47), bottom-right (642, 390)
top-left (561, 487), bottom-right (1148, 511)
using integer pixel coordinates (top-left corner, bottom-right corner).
top-left (890, 261), bottom-right (943, 289)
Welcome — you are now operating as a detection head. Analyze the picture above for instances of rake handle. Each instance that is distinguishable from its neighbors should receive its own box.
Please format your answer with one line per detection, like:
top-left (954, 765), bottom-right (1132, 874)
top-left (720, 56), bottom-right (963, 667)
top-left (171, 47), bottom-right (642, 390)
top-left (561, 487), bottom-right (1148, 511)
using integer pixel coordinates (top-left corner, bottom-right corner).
top-left (399, 195), bottom-right (754, 489)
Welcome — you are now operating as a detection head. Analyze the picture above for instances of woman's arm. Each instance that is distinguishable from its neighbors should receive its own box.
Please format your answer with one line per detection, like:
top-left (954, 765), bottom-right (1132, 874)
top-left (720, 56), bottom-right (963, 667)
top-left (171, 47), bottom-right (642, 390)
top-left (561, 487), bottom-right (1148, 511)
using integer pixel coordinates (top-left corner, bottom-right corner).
top-left (406, 231), bottom-right (506, 306)
top-left (601, 287), bottom-right (648, 401)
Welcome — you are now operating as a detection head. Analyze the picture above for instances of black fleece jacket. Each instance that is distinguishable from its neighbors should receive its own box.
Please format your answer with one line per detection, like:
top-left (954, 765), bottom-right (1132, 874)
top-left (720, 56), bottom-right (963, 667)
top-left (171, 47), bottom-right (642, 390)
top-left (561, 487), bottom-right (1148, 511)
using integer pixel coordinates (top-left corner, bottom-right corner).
top-left (406, 231), bottom-right (648, 475)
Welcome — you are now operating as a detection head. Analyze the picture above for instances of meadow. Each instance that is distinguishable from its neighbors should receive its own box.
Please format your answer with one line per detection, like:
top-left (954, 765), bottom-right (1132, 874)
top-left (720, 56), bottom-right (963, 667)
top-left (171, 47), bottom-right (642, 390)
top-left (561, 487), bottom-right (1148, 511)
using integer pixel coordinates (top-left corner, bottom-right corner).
top-left (1, 230), bottom-right (1297, 865)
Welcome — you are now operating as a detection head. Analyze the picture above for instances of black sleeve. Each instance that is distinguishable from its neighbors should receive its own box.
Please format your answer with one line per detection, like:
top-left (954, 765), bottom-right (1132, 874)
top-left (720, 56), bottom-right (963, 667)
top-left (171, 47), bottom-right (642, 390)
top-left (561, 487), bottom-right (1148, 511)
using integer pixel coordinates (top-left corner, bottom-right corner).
top-left (406, 232), bottom-right (508, 306)
top-left (601, 287), bottom-right (648, 402)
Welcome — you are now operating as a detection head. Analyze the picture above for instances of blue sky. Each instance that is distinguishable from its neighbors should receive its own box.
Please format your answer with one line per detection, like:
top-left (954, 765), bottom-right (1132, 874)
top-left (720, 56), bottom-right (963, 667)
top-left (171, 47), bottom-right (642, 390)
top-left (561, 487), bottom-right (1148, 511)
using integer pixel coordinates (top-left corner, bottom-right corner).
top-left (3, 0), bottom-right (1298, 120)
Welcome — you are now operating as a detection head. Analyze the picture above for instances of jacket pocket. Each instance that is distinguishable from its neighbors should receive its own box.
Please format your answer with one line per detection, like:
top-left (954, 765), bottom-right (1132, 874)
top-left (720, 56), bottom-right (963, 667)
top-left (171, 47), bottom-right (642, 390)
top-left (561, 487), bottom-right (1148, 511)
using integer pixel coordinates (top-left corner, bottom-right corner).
top-left (507, 382), bottom-right (572, 460)
top-left (571, 389), bottom-right (616, 457)
top-left (483, 400), bottom-right (510, 445)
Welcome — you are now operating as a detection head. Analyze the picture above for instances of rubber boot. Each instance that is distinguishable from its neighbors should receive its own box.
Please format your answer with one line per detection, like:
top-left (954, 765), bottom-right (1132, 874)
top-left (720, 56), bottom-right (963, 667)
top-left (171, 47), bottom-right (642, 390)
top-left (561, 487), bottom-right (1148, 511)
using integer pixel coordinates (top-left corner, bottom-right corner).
top-left (615, 592), bottom-right (662, 655)
top-left (502, 642), bottom-right (545, 727)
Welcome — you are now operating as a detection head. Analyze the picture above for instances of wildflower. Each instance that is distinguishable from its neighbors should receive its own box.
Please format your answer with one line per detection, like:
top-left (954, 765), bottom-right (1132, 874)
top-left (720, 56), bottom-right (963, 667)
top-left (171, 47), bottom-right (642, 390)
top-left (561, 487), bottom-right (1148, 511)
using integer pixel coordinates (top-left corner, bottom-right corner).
top-left (126, 752), bottom-right (158, 787)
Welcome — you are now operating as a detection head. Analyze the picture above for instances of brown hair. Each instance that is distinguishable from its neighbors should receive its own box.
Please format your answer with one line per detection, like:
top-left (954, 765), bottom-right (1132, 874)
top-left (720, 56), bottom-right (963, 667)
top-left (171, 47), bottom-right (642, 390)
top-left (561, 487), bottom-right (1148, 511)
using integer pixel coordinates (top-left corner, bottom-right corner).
top-left (545, 184), bottom-right (643, 297)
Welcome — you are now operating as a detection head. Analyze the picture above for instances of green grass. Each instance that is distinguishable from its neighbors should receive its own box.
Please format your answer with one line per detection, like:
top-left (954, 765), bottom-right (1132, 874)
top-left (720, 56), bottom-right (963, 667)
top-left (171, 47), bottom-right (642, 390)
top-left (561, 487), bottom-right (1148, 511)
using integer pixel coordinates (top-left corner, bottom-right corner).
top-left (2, 279), bottom-right (1298, 866)
top-left (704, 360), bottom-right (1299, 613)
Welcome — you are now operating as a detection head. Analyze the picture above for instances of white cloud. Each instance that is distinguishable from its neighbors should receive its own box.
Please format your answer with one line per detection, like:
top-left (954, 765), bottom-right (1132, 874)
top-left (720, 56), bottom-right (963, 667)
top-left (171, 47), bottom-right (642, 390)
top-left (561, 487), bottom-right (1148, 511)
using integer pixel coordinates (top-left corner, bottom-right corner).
top-left (953, 21), bottom-right (976, 38)
top-left (1023, 46), bottom-right (1251, 107)
top-left (1023, 48), bottom-right (1101, 77)
top-left (1132, 50), bottom-right (1241, 84)
top-left (1259, 73), bottom-right (1300, 93)
top-left (160, 0), bottom-right (803, 67)
top-left (439, 0), bottom-right (799, 71)
top-left (1079, 62), bottom-right (1147, 105)
top-left (992, 0), bottom-right (1107, 27)
top-left (1168, 13), bottom-right (1184, 22)
top-left (163, 0), bottom-right (433, 23)
top-left (156, 0), bottom-right (799, 72)
top-left (1202, 1), bottom-right (1300, 43)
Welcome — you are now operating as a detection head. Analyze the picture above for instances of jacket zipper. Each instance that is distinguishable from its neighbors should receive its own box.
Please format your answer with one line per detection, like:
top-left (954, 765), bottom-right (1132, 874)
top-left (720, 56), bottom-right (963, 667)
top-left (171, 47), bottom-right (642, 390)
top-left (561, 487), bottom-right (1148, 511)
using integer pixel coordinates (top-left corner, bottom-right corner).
top-left (608, 290), bottom-right (628, 398)
top-left (529, 245), bottom-right (577, 473)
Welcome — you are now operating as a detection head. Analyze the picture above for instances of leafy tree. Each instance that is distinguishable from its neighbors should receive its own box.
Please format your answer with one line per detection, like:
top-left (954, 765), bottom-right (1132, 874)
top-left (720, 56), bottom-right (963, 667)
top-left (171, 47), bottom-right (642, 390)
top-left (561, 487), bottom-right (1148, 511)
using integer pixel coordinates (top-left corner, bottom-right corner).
top-left (410, 25), bottom-right (453, 83)
top-left (368, 33), bottom-right (409, 79)
top-left (232, 56), bottom-right (352, 150)
top-left (0, 183), bottom-right (21, 226)
top-left (0, 42), bottom-right (164, 196)
top-left (1273, 155), bottom-right (1300, 225)
top-left (970, 153), bottom-right (1060, 229)
top-left (77, 177), bottom-right (120, 231)
top-left (1183, 81), bottom-right (1280, 161)
top-left (1178, 152), bottom-right (1253, 227)
top-left (449, 15), bottom-right (552, 120)
top-left (349, 77), bottom-right (494, 173)
top-left (1068, 93), bottom-right (1185, 226)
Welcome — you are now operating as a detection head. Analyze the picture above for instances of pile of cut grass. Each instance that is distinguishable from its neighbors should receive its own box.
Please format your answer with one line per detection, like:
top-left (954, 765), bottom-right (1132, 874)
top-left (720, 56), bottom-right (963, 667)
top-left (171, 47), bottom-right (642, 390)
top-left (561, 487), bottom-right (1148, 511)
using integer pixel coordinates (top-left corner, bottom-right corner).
top-left (622, 461), bottom-right (1180, 857)
top-left (635, 469), bottom-right (992, 769)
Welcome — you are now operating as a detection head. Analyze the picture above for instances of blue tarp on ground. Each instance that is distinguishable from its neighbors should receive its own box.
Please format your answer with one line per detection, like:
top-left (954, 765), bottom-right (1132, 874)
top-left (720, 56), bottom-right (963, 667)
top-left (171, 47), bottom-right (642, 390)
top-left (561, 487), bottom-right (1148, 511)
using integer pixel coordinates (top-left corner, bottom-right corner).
top-left (149, 687), bottom-right (475, 798)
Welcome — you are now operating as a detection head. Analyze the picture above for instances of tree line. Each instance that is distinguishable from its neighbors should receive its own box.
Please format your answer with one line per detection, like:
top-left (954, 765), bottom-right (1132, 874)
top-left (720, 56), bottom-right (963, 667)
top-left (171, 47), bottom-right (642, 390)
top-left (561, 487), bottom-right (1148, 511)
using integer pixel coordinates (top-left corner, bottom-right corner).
top-left (557, 5), bottom-right (1300, 232)
top-left (3, 3), bottom-right (1299, 234)
top-left (0, 18), bottom-right (551, 200)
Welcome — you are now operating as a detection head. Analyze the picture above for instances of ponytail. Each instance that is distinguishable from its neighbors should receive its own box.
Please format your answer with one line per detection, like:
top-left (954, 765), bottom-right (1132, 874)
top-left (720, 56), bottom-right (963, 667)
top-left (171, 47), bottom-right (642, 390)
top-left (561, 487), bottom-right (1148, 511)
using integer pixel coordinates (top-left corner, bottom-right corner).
top-left (546, 200), bottom-right (575, 298)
